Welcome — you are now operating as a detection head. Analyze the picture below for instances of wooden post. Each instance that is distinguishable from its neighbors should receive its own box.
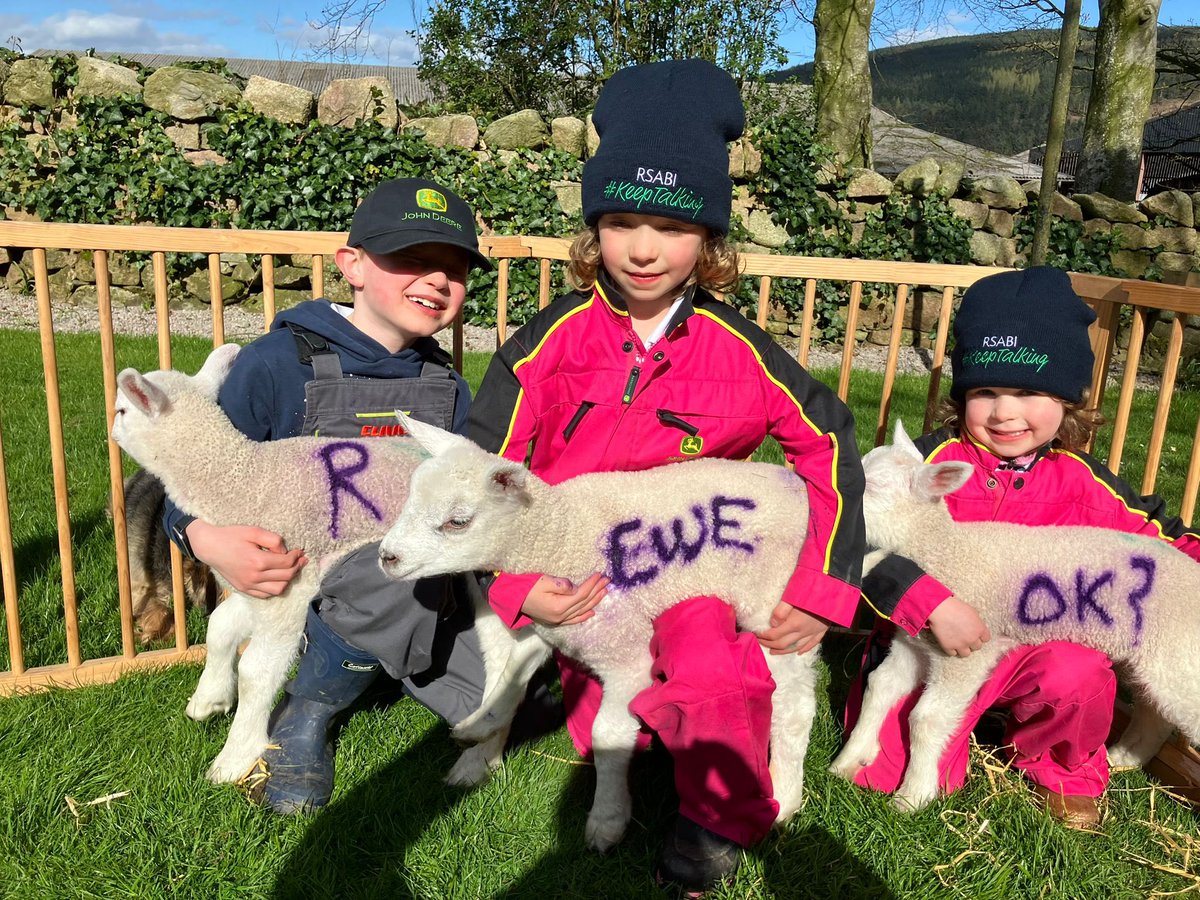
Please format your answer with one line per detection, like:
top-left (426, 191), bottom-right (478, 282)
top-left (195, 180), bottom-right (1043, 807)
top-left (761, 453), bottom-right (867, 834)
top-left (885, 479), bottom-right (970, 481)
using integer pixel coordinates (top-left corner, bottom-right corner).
top-left (33, 248), bottom-right (81, 668)
top-left (875, 284), bottom-right (909, 448)
top-left (96, 250), bottom-right (137, 658)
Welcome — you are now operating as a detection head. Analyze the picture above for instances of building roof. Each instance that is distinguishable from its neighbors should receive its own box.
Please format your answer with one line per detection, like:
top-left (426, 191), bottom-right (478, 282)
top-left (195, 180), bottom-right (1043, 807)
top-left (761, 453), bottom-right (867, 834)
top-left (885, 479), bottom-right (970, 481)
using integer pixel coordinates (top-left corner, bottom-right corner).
top-left (871, 108), bottom-right (1042, 180)
top-left (1143, 101), bottom-right (1200, 154)
top-left (32, 50), bottom-right (437, 106)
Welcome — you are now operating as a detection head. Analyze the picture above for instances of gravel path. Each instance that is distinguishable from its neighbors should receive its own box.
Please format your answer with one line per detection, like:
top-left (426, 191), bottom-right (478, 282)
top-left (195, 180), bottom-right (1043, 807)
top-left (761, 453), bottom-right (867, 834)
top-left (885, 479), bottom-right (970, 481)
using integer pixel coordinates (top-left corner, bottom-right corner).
top-left (0, 285), bottom-right (945, 375)
top-left (2, 286), bottom-right (1158, 388)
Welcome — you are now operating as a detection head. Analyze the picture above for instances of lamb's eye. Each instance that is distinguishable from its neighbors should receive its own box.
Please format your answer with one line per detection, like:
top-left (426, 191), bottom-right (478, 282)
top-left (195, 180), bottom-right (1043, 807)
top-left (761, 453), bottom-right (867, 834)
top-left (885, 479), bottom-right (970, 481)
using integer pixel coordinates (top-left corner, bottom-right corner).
top-left (441, 515), bottom-right (473, 533)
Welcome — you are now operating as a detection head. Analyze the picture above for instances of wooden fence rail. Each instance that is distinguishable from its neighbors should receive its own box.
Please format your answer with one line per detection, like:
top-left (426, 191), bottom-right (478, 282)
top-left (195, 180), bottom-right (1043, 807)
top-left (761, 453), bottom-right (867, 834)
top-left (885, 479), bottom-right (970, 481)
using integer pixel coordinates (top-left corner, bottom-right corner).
top-left (0, 221), bottom-right (1198, 697)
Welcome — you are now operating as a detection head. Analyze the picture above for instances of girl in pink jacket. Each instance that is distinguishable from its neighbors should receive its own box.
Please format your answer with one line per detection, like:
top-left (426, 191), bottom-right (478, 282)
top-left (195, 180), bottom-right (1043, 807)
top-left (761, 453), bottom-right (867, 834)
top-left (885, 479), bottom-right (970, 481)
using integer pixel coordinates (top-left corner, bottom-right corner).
top-left (847, 266), bottom-right (1200, 829)
top-left (467, 59), bottom-right (865, 894)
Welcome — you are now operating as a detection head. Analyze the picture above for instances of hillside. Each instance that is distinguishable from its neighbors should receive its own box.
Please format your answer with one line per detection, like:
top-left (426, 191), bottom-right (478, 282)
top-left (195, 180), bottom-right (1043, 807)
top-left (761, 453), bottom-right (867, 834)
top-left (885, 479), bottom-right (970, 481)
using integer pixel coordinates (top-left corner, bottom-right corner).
top-left (774, 26), bottom-right (1200, 156)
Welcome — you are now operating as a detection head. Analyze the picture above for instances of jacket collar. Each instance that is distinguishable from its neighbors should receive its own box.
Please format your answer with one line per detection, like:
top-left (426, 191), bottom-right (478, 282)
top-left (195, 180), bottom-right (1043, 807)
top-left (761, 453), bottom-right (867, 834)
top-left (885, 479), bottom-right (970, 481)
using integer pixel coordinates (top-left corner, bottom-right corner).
top-left (957, 430), bottom-right (1054, 472)
top-left (594, 269), bottom-right (697, 337)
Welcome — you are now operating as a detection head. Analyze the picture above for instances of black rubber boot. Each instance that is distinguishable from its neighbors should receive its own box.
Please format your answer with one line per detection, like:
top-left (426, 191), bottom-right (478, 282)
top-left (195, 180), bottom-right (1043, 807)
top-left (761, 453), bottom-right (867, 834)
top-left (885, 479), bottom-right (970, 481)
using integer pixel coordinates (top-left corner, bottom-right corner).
top-left (256, 606), bottom-right (381, 815)
top-left (657, 815), bottom-right (742, 897)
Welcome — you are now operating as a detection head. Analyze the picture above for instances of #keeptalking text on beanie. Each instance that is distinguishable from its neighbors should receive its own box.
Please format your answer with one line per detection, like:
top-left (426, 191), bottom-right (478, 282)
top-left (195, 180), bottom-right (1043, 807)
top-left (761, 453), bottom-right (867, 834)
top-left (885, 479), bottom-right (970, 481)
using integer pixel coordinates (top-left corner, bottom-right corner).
top-left (951, 266), bottom-right (1097, 403)
top-left (581, 58), bottom-right (744, 236)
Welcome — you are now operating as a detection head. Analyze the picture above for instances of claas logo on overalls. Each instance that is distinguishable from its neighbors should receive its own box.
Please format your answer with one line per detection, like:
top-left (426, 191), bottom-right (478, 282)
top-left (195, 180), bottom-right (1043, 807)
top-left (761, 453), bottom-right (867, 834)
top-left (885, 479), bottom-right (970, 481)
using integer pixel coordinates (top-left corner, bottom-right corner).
top-left (416, 189), bottom-right (448, 212)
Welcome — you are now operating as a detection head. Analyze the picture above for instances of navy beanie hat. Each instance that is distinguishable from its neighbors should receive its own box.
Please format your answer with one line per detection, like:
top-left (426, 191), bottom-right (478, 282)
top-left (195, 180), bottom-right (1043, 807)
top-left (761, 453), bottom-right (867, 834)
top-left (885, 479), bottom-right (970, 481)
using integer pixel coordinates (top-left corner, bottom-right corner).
top-left (951, 266), bottom-right (1097, 403)
top-left (582, 58), bottom-right (744, 236)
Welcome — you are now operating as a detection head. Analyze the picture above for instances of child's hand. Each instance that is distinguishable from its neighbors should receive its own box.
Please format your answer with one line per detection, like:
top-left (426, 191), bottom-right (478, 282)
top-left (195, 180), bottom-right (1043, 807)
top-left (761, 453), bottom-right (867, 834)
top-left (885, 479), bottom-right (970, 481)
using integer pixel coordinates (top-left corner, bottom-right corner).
top-left (187, 520), bottom-right (307, 599)
top-left (927, 596), bottom-right (991, 657)
top-left (521, 573), bottom-right (609, 626)
top-left (757, 602), bottom-right (831, 656)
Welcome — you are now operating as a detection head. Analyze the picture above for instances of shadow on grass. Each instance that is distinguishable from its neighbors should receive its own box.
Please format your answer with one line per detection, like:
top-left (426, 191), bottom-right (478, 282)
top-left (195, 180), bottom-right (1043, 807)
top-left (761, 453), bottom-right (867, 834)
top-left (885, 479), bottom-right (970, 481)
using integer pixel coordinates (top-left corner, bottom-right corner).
top-left (270, 726), bottom-right (464, 900)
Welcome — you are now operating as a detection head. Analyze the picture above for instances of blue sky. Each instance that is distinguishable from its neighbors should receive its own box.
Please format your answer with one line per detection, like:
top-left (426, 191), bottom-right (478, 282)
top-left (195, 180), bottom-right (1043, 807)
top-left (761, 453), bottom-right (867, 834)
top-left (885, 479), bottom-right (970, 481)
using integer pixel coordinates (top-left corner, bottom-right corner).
top-left (2, 1), bottom-right (1195, 69)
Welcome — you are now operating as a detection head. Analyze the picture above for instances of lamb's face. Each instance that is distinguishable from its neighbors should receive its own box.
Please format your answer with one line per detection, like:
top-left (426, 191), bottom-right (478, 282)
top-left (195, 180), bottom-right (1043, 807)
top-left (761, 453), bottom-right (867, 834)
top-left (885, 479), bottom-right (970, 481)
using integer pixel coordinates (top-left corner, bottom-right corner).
top-left (861, 444), bottom-right (924, 551)
top-left (861, 425), bottom-right (973, 552)
top-left (111, 344), bottom-right (240, 460)
top-left (378, 446), bottom-right (530, 581)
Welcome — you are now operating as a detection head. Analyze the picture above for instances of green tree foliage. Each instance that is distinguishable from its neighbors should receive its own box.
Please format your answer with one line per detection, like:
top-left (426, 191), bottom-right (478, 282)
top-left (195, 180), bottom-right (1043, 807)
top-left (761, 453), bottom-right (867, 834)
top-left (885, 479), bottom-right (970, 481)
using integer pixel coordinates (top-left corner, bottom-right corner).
top-left (416, 0), bottom-right (790, 115)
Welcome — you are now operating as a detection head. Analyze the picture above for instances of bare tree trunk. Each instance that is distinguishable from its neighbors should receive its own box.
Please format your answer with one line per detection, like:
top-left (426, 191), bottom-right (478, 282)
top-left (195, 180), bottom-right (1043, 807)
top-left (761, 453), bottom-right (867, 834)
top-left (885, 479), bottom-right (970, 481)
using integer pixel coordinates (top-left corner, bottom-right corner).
top-left (813, 0), bottom-right (876, 168)
top-left (1075, 0), bottom-right (1162, 199)
top-left (1031, 0), bottom-right (1083, 267)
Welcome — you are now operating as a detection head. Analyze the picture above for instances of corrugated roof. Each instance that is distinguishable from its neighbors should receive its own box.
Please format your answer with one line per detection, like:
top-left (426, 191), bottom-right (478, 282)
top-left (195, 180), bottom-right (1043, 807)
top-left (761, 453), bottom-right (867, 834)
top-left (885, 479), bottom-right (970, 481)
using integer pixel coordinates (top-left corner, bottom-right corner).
top-left (871, 108), bottom-right (1043, 180)
top-left (32, 50), bottom-right (436, 106)
top-left (1144, 103), bottom-right (1200, 154)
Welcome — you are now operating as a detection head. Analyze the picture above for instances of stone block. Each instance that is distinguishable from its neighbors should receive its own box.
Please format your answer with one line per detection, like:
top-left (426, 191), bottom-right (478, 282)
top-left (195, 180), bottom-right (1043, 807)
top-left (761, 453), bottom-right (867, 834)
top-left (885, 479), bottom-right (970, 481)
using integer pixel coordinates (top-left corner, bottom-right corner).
top-left (143, 67), bottom-right (241, 121)
top-left (550, 116), bottom-right (586, 157)
top-left (1073, 192), bottom-right (1146, 224)
top-left (894, 158), bottom-right (941, 198)
top-left (968, 174), bottom-right (1026, 211)
top-left (985, 208), bottom-right (1014, 238)
top-left (728, 137), bottom-right (762, 179)
top-left (948, 198), bottom-right (989, 229)
top-left (1140, 189), bottom-right (1194, 227)
top-left (483, 109), bottom-right (547, 150)
top-left (317, 77), bottom-right (399, 129)
top-left (6, 59), bottom-right (54, 109)
top-left (552, 180), bottom-right (582, 219)
top-left (165, 123), bottom-right (201, 151)
top-left (845, 168), bottom-right (893, 200)
top-left (243, 75), bottom-right (314, 125)
top-left (74, 57), bottom-right (142, 100)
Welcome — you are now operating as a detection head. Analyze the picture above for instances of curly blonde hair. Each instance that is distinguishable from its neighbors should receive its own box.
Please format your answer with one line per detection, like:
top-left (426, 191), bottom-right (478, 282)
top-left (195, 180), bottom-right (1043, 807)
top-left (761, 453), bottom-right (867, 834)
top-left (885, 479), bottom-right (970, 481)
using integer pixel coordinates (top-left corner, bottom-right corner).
top-left (937, 390), bottom-right (1104, 453)
top-left (566, 226), bottom-right (741, 295)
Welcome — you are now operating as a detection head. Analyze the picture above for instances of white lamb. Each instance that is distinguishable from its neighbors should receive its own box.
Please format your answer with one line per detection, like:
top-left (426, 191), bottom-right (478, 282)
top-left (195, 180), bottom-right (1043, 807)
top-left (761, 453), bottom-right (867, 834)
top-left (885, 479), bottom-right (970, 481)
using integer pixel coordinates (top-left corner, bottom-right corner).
top-left (111, 345), bottom-right (440, 783)
top-left (830, 422), bottom-right (1197, 812)
top-left (376, 413), bottom-right (822, 853)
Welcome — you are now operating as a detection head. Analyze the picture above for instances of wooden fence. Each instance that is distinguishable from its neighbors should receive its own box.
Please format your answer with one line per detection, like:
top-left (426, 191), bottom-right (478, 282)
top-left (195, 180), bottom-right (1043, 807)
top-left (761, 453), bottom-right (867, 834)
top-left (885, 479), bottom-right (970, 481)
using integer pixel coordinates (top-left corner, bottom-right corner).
top-left (1, 220), bottom-right (1199, 698)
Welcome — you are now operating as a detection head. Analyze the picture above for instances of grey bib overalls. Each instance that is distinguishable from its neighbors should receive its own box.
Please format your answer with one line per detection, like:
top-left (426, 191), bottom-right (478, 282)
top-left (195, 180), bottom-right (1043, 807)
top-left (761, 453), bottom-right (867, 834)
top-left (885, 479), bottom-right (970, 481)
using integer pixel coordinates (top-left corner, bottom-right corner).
top-left (292, 325), bottom-right (485, 725)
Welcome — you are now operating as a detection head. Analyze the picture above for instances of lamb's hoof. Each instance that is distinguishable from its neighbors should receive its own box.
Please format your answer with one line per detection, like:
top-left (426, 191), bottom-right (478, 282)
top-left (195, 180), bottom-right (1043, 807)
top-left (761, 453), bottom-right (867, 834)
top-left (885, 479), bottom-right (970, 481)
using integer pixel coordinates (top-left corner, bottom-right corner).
top-left (892, 790), bottom-right (934, 814)
top-left (207, 748), bottom-right (263, 784)
top-left (828, 758), bottom-right (863, 781)
top-left (445, 746), bottom-right (496, 788)
top-left (451, 710), bottom-right (504, 745)
top-left (773, 788), bottom-right (804, 825)
top-left (1105, 744), bottom-right (1149, 769)
top-left (585, 809), bottom-right (629, 854)
top-left (186, 691), bottom-right (235, 722)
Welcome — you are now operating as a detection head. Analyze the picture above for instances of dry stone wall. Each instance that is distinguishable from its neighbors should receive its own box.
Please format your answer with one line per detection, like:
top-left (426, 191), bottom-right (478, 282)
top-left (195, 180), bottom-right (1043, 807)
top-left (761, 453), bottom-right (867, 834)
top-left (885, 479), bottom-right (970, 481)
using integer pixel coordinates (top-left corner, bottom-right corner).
top-left (2, 55), bottom-right (1198, 359)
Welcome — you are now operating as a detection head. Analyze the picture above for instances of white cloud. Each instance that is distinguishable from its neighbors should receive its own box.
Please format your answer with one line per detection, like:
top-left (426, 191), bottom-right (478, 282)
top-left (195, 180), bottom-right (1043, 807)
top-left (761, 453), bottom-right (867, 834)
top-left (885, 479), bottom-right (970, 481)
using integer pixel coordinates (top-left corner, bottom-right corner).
top-left (1, 10), bottom-right (231, 56)
top-left (256, 15), bottom-right (419, 65)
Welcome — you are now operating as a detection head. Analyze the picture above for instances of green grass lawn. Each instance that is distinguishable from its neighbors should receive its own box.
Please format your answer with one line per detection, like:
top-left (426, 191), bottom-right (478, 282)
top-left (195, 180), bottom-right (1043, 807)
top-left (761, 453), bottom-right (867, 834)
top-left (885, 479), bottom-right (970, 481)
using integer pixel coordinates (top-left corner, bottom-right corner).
top-left (1, 328), bottom-right (1199, 898)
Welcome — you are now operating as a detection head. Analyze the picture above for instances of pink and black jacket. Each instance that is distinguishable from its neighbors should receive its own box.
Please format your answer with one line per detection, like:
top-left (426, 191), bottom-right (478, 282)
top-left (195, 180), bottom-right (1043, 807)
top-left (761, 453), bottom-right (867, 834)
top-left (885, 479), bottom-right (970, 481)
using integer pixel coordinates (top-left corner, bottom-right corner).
top-left (466, 273), bottom-right (866, 628)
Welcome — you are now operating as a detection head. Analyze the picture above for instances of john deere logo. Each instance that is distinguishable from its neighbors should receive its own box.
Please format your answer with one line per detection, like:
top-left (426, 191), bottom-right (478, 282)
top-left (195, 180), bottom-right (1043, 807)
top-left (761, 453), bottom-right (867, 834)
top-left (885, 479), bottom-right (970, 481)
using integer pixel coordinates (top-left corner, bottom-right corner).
top-left (416, 189), bottom-right (448, 212)
top-left (680, 436), bottom-right (703, 455)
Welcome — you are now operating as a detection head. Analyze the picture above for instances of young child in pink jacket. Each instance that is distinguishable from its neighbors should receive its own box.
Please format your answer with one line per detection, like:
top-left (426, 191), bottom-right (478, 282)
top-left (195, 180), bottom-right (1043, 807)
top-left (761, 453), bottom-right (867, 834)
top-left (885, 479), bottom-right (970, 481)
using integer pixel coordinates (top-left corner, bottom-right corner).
top-left (846, 266), bottom-right (1200, 829)
top-left (467, 59), bottom-right (866, 894)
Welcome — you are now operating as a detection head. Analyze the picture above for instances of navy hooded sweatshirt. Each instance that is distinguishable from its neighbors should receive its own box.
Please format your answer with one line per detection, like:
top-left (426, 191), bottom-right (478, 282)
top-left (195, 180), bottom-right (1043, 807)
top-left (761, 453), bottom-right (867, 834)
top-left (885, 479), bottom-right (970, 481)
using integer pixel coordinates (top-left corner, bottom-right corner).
top-left (162, 299), bottom-right (471, 540)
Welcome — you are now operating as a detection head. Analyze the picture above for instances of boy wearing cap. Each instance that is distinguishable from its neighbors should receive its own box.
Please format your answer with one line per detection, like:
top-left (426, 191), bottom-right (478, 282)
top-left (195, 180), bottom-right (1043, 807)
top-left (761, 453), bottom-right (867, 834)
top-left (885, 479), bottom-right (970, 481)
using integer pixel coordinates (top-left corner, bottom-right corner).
top-left (468, 59), bottom-right (865, 893)
top-left (163, 178), bottom-right (495, 814)
top-left (845, 266), bottom-right (1200, 829)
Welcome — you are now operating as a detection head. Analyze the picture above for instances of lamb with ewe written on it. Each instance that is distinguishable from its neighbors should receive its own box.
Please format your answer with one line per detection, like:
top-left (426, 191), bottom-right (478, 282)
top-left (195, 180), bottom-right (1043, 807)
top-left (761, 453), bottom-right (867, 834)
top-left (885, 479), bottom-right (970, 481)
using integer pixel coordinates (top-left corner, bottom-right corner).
top-left (378, 413), bottom-right (823, 853)
top-left (830, 422), bottom-right (1199, 812)
top-left (109, 345), bottom-right (509, 784)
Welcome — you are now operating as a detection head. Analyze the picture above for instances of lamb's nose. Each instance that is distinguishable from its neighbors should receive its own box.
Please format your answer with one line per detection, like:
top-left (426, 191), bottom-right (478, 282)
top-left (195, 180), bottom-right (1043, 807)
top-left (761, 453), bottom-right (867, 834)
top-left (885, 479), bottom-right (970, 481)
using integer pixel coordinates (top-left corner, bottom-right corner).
top-left (379, 548), bottom-right (399, 568)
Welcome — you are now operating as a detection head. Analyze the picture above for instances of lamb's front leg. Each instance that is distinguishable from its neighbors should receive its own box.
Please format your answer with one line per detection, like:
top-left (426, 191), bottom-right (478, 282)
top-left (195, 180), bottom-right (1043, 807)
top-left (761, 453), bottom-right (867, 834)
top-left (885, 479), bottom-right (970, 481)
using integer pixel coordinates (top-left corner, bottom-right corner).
top-left (1108, 694), bottom-right (1174, 768)
top-left (187, 590), bottom-right (253, 721)
top-left (206, 594), bottom-right (310, 783)
top-left (893, 642), bottom-right (1007, 813)
top-left (762, 646), bottom-right (820, 822)
top-left (585, 661), bottom-right (653, 853)
top-left (830, 636), bottom-right (926, 780)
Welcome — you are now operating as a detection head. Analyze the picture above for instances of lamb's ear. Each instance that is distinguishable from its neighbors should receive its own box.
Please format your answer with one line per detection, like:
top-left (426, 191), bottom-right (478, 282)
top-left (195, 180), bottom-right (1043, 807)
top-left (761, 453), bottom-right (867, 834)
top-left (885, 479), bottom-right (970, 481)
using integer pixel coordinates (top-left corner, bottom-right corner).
top-left (396, 410), bottom-right (474, 456)
top-left (485, 459), bottom-right (530, 503)
top-left (912, 460), bottom-right (973, 501)
top-left (116, 369), bottom-right (171, 418)
top-left (194, 343), bottom-right (240, 399)
top-left (891, 420), bottom-right (922, 460)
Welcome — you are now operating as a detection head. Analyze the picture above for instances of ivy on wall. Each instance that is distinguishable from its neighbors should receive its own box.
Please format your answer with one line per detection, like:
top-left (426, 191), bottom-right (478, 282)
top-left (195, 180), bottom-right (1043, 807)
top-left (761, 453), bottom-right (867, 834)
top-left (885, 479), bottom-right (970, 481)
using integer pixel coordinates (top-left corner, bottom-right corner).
top-left (0, 69), bottom-right (1130, 337)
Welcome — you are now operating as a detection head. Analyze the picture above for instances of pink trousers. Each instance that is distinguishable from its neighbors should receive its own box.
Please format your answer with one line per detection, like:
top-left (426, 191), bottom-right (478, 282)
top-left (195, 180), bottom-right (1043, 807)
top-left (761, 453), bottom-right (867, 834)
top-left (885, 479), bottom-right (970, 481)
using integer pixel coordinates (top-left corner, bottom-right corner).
top-left (845, 637), bottom-right (1115, 797)
top-left (559, 595), bottom-right (779, 847)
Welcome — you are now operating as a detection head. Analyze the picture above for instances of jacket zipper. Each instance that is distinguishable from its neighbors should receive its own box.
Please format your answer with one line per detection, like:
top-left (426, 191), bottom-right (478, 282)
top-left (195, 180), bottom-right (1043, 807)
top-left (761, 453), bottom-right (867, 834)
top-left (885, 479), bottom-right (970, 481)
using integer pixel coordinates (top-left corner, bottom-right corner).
top-left (656, 409), bottom-right (699, 436)
top-left (622, 366), bottom-right (641, 404)
top-left (562, 401), bottom-right (596, 441)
